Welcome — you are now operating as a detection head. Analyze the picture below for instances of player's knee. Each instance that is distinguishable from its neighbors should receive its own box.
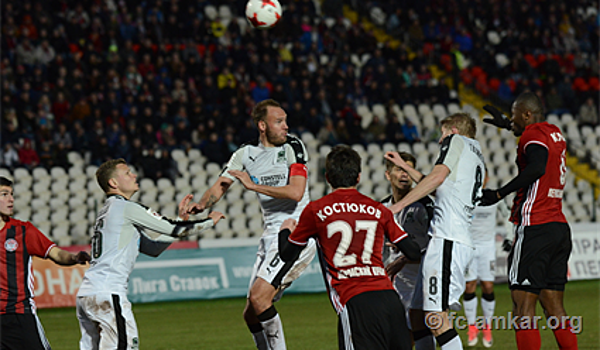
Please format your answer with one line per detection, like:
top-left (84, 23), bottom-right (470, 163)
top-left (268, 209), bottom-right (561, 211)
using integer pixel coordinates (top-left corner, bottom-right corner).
top-left (465, 281), bottom-right (477, 294)
top-left (248, 291), bottom-right (272, 315)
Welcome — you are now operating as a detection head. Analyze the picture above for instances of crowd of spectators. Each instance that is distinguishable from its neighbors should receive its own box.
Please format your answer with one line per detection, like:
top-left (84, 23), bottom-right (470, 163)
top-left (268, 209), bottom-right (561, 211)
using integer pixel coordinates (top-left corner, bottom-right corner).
top-left (361, 0), bottom-right (599, 116)
top-left (1, 0), bottom-right (598, 178)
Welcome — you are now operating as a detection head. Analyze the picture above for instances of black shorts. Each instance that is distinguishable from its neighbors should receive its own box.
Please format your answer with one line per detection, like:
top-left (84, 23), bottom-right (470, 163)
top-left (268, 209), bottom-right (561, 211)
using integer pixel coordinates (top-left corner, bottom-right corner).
top-left (508, 222), bottom-right (571, 293)
top-left (1, 313), bottom-right (51, 350)
top-left (338, 290), bottom-right (411, 350)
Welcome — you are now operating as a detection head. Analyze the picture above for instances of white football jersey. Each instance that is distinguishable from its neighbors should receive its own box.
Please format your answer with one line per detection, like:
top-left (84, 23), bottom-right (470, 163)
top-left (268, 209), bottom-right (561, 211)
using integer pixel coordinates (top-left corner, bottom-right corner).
top-left (221, 135), bottom-right (310, 236)
top-left (78, 195), bottom-right (212, 296)
top-left (430, 134), bottom-right (485, 247)
top-left (471, 200), bottom-right (510, 244)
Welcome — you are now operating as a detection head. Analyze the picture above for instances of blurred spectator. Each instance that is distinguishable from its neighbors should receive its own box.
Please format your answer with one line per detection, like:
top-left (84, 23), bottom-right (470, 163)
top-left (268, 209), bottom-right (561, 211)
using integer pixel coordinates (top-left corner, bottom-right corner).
top-left (365, 115), bottom-right (387, 144)
top-left (317, 118), bottom-right (339, 146)
top-left (402, 119), bottom-right (421, 144)
top-left (53, 123), bottom-right (73, 151)
top-left (159, 149), bottom-right (179, 183)
top-left (18, 139), bottom-right (40, 170)
top-left (579, 97), bottom-right (599, 127)
top-left (1, 144), bottom-right (21, 170)
top-left (201, 132), bottom-right (229, 165)
top-left (140, 147), bottom-right (162, 181)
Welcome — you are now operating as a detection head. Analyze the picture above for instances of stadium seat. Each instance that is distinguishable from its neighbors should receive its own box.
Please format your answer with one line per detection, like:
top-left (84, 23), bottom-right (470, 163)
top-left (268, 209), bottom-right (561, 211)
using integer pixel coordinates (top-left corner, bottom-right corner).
top-left (205, 162), bottom-right (221, 176)
top-left (14, 208), bottom-right (31, 222)
top-left (204, 5), bottom-right (218, 20)
top-left (447, 103), bottom-right (460, 115)
top-left (85, 165), bottom-right (98, 179)
top-left (32, 167), bottom-right (50, 181)
top-left (188, 149), bottom-right (202, 162)
top-left (397, 142), bottom-right (412, 153)
top-left (403, 104), bottom-right (418, 120)
top-left (157, 178), bottom-right (174, 192)
top-left (32, 208), bottom-right (50, 222)
top-left (50, 166), bottom-right (67, 180)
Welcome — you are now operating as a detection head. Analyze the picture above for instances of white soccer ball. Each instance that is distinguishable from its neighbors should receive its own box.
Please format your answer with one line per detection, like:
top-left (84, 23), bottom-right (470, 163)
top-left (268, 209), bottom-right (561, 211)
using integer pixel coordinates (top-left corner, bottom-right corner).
top-left (245, 0), bottom-right (282, 29)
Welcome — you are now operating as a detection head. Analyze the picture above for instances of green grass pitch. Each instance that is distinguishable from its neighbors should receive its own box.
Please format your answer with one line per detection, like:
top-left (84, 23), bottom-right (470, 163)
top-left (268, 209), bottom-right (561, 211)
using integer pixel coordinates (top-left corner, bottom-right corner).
top-left (39, 280), bottom-right (599, 349)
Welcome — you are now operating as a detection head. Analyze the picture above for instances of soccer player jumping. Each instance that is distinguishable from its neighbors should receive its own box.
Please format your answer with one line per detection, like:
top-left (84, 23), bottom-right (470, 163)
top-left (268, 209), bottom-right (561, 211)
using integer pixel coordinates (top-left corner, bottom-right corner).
top-left (480, 91), bottom-right (578, 350)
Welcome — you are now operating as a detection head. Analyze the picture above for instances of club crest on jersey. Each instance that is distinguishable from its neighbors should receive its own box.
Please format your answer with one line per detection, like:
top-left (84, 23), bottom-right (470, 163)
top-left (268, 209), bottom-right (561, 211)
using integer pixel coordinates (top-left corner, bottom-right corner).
top-left (276, 150), bottom-right (286, 163)
top-left (146, 208), bottom-right (162, 220)
top-left (4, 238), bottom-right (18, 252)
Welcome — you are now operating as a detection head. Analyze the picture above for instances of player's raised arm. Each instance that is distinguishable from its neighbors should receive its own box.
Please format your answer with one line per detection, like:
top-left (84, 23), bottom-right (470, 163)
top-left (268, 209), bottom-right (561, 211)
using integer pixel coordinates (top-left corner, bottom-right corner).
top-left (389, 164), bottom-right (449, 214)
top-left (384, 151), bottom-right (425, 184)
top-left (229, 167), bottom-right (307, 201)
top-left (125, 201), bottom-right (224, 238)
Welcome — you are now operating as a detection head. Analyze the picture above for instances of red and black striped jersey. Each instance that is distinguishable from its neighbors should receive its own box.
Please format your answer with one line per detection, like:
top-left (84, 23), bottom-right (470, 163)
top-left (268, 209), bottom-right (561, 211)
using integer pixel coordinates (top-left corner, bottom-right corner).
top-left (511, 122), bottom-right (568, 226)
top-left (0, 218), bottom-right (55, 314)
top-left (288, 189), bottom-right (408, 314)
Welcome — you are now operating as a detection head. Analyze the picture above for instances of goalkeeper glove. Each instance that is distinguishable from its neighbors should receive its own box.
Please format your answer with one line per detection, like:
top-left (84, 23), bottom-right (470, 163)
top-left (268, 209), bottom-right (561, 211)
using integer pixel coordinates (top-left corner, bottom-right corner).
top-left (479, 189), bottom-right (501, 206)
top-left (483, 105), bottom-right (512, 130)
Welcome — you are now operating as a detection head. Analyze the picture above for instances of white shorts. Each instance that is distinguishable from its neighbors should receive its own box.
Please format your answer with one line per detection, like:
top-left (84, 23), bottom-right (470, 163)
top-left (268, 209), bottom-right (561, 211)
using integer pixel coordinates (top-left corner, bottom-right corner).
top-left (415, 237), bottom-right (474, 312)
top-left (465, 240), bottom-right (496, 282)
top-left (249, 233), bottom-right (317, 301)
top-left (76, 293), bottom-right (139, 350)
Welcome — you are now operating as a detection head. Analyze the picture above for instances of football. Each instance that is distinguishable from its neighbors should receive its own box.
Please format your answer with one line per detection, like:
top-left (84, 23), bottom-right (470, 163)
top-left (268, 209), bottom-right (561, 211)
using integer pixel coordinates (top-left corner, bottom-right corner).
top-left (245, 0), bottom-right (282, 29)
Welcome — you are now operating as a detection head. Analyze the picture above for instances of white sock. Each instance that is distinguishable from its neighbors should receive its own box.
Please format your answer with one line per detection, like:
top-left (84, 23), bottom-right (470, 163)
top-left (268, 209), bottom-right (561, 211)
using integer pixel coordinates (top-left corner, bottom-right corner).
top-left (436, 329), bottom-right (463, 350)
top-left (251, 329), bottom-right (270, 350)
top-left (441, 335), bottom-right (463, 350)
top-left (258, 306), bottom-right (286, 350)
top-left (481, 293), bottom-right (496, 327)
top-left (462, 293), bottom-right (477, 325)
top-left (414, 334), bottom-right (436, 350)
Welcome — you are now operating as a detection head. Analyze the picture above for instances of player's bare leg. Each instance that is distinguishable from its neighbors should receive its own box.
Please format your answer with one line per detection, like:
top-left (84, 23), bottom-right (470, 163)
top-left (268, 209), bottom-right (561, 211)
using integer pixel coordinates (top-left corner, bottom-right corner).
top-left (248, 278), bottom-right (286, 350)
top-left (410, 309), bottom-right (435, 350)
top-left (511, 289), bottom-right (541, 350)
top-left (426, 310), bottom-right (463, 349)
top-left (243, 300), bottom-right (270, 350)
top-left (539, 289), bottom-right (578, 350)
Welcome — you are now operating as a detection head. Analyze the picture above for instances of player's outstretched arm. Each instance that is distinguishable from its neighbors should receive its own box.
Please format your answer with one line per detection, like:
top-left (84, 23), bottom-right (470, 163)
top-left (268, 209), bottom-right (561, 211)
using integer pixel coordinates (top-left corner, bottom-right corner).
top-left (389, 164), bottom-right (449, 213)
top-left (229, 170), bottom-right (307, 202)
top-left (48, 247), bottom-right (91, 266)
top-left (384, 152), bottom-right (425, 183)
top-left (392, 237), bottom-right (421, 261)
top-left (479, 144), bottom-right (547, 206)
top-left (187, 176), bottom-right (234, 214)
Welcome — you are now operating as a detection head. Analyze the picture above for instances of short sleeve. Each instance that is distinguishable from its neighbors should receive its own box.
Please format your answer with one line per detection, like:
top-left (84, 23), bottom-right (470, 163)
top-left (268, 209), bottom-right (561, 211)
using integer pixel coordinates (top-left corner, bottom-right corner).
top-left (285, 136), bottom-right (309, 165)
top-left (220, 146), bottom-right (246, 181)
top-left (288, 204), bottom-right (317, 246)
top-left (521, 126), bottom-right (549, 153)
top-left (383, 206), bottom-right (408, 244)
top-left (25, 222), bottom-right (56, 258)
top-left (435, 134), bottom-right (464, 173)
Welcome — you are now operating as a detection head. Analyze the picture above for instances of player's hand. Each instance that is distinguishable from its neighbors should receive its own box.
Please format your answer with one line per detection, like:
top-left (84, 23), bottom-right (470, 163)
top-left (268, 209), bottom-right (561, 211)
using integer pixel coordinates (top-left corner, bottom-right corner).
top-left (208, 211), bottom-right (226, 226)
top-left (483, 105), bottom-right (512, 130)
top-left (385, 242), bottom-right (399, 253)
top-left (186, 201), bottom-right (205, 215)
top-left (502, 239), bottom-right (512, 252)
top-left (478, 189), bottom-right (501, 206)
top-left (178, 194), bottom-right (194, 220)
top-left (385, 256), bottom-right (408, 278)
top-left (75, 251), bottom-right (91, 264)
top-left (228, 170), bottom-right (255, 190)
top-left (280, 218), bottom-right (297, 232)
top-left (384, 151), bottom-right (411, 171)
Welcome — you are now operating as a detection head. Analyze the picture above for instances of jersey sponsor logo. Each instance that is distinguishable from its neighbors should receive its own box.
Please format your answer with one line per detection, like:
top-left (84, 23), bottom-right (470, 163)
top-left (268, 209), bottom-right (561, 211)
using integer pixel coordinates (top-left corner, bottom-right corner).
top-left (249, 155), bottom-right (256, 162)
top-left (4, 238), bottom-right (18, 252)
top-left (277, 150), bottom-right (286, 163)
top-left (548, 188), bottom-right (563, 198)
top-left (337, 265), bottom-right (386, 279)
top-left (521, 278), bottom-right (531, 286)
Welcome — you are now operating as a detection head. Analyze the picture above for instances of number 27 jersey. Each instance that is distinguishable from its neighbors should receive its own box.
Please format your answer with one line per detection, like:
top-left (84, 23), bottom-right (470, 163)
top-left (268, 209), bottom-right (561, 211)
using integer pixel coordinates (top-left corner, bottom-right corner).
top-left (288, 189), bottom-right (408, 313)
